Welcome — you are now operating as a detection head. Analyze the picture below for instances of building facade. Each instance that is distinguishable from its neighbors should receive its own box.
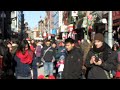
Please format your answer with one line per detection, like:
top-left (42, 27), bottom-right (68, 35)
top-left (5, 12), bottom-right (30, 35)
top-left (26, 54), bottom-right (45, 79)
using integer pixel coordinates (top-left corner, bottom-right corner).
top-left (0, 11), bottom-right (11, 39)
top-left (38, 20), bottom-right (44, 38)
top-left (45, 11), bottom-right (54, 39)
top-left (53, 11), bottom-right (59, 30)
top-left (11, 11), bottom-right (23, 33)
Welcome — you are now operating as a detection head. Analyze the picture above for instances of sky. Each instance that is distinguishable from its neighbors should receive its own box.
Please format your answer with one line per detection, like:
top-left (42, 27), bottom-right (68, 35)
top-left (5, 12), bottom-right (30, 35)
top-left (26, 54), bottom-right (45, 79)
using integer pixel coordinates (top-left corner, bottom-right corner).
top-left (24, 11), bottom-right (46, 30)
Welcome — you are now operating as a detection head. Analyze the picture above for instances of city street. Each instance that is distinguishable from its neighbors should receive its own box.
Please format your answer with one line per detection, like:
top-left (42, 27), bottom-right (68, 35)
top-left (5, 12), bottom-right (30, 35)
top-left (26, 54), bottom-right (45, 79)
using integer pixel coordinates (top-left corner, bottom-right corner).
top-left (0, 11), bottom-right (120, 79)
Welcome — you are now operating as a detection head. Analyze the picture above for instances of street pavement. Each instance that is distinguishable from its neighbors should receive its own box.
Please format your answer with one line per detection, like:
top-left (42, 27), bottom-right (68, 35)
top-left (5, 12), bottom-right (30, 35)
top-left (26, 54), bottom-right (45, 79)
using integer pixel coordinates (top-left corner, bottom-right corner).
top-left (31, 66), bottom-right (56, 79)
top-left (38, 66), bottom-right (44, 76)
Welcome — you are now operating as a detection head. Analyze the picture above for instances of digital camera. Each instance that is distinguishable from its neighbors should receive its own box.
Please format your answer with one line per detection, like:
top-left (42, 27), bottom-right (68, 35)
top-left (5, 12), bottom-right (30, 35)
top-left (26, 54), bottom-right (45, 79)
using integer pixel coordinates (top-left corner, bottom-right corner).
top-left (95, 55), bottom-right (99, 62)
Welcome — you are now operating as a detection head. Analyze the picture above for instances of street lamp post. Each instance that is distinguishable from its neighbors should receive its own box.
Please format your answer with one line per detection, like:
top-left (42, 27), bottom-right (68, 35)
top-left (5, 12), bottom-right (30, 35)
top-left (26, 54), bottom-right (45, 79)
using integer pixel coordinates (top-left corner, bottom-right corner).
top-left (108, 11), bottom-right (113, 48)
top-left (1, 11), bottom-right (6, 40)
top-left (21, 12), bottom-right (24, 40)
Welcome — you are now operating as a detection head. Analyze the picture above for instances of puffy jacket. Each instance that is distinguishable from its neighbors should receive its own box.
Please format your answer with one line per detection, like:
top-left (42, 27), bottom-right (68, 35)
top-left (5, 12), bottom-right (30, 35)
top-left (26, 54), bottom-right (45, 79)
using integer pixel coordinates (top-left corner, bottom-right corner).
top-left (85, 42), bottom-right (117, 79)
top-left (56, 46), bottom-right (66, 59)
top-left (41, 46), bottom-right (55, 62)
top-left (62, 47), bottom-right (83, 79)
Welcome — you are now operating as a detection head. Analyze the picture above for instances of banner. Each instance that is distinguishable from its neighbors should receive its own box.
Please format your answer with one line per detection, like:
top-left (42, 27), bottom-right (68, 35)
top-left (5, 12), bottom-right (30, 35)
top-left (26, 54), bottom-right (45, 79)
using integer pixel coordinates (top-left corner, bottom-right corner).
top-left (72, 11), bottom-right (78, 17)
top-left (52, 29), bottom-right (57, 35)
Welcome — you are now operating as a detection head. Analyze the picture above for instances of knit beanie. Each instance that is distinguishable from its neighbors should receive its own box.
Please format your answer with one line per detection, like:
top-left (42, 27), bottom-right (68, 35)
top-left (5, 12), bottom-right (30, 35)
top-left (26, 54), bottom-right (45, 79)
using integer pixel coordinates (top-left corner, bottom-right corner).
top-left (94, 33), bottom-right (104, 42)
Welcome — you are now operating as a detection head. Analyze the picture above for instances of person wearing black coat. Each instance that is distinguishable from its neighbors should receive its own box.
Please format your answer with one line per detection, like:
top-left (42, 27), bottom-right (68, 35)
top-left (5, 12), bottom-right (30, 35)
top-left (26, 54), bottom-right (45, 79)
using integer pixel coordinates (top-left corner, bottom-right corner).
top-left (85, 33), bottom-right (117, 79)
top-left (41, 40), bottom-right (56, 77)
top-left (62, 38), bottom-right (83, 79)
top-left (0, 42), bottom-right (14, 79)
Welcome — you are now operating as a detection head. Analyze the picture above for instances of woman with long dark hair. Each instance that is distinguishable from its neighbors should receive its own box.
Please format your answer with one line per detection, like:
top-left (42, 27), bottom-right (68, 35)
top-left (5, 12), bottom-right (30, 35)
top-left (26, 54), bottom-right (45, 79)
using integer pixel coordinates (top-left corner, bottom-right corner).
top-left (4, 40), bottom-right (16, 79)
top-left (14, 40), bottom-right (34, 79)
top-left (0, 42), bottom-right (13, 79)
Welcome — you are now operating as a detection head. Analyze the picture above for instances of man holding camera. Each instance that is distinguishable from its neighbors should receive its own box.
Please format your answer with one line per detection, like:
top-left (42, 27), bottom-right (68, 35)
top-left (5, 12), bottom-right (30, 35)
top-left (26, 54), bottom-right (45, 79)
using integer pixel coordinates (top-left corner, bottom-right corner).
top-left (85, 33), bottom-right (117, 79)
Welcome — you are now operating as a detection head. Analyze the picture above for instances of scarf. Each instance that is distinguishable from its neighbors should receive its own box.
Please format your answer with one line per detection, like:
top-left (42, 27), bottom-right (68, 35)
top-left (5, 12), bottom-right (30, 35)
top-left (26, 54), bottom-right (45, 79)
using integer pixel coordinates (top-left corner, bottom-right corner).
top-left (93, 43), bottom-right (105, 53)
top-left (16, 50), bottom-right (33, 64)
top-left (93, 42), bottom-right (110, 62)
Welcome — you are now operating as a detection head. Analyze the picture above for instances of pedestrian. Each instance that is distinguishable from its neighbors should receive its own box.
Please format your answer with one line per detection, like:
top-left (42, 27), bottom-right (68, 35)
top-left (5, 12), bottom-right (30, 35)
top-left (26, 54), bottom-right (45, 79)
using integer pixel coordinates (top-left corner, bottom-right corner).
top-left (111, 43), bottom-right (119, 77)
top-left (79, 39), bottom-right (92, 79)
top-left (31, 39), bottom-right (36, 49)
top-left (56, 41), bottom-right (66, 79)
top-left (26, 38), bottom-right (38, 79)
top-left (56, 41), bottom-right (66, 59)
top-left (0, 42), bottom-right (13, 79)
top-left (56, 55), bottom-right (65, 79)
top-left (35, 41), bottom-right (43, 67)
top-left (51, 42), bottom-right (58, 77)
top-left (114, 64), bottom-right (120, 79)
top-left (4, 40), bottom-right (16, 79)
top-left (41, 40), bottom-right (55, 78)
top-left (112, 43), bottom-right (119, 52)
top-left (14, 40), bottom-right (34, 79)
top-left (62, 38), bottom-right (83, 79)
top-left (85, 33), bottom-right (117, 79)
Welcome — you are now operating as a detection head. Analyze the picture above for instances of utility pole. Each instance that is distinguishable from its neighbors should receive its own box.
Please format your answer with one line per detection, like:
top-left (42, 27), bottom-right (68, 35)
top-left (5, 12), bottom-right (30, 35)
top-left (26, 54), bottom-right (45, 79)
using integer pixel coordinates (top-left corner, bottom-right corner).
top-left (2, 12), bottom-right (5, 40)
top-left (21, 11), bottom-right (24, 40)
top-left (1, 11), bottom-right (6, 40)
top-left (108, 11), bottom-right (113, 48)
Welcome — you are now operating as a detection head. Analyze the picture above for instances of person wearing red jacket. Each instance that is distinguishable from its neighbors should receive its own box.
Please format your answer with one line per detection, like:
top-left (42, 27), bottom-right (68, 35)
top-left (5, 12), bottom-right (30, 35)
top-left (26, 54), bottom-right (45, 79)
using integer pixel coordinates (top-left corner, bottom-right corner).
top-left (26, 39), bottom-right (38, 79)
top-left (14, 40), bottom-right (34, 79)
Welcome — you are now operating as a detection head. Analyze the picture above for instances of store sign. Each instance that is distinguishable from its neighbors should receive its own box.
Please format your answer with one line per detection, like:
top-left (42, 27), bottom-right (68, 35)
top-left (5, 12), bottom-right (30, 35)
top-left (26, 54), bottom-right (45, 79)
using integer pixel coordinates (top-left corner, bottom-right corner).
top-left (52, 29), bottom-right (57, 35)
top-left (68, 24), bottom-right (74, 32)
top-left (61, 25), bottom-right (68, 32)
top-left (72, 11), bottom-right (78, 17)
top-left (112, 11), bottom-right (120, 20)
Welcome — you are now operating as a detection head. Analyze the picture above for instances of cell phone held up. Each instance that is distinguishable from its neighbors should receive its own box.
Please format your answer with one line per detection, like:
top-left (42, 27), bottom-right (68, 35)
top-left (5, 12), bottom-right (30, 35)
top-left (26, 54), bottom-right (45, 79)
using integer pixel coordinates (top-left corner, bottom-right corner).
top-left (94, 55), bottom-right (100, 62)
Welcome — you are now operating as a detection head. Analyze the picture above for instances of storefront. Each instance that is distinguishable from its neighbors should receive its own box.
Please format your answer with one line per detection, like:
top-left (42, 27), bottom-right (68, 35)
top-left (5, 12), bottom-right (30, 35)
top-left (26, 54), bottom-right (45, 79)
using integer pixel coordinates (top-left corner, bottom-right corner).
top-left (113, 11), bottom-right (120, 30)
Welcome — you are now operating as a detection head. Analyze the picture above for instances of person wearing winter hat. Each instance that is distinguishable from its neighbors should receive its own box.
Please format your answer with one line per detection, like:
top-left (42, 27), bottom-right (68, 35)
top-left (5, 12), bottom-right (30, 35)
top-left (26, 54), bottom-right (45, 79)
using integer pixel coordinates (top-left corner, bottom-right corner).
top-left (94, 33), bottom-right (104, 42)
top-left (85, 33), bottom-right (117, 79)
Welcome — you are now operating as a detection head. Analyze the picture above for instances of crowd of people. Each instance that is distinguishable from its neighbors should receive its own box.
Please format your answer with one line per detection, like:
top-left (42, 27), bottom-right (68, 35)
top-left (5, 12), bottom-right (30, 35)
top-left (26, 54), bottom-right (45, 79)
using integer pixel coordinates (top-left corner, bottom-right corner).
top-left (0, 33), bottom-right (120, 79)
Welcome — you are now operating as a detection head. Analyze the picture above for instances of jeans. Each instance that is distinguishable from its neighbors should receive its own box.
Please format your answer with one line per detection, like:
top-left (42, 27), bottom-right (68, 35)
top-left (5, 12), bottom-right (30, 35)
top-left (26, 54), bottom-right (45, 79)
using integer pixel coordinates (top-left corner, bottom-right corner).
top-left (44, 62), bottom-right (53, 76)
top-left (58, 72), bottom-right (63, 79)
